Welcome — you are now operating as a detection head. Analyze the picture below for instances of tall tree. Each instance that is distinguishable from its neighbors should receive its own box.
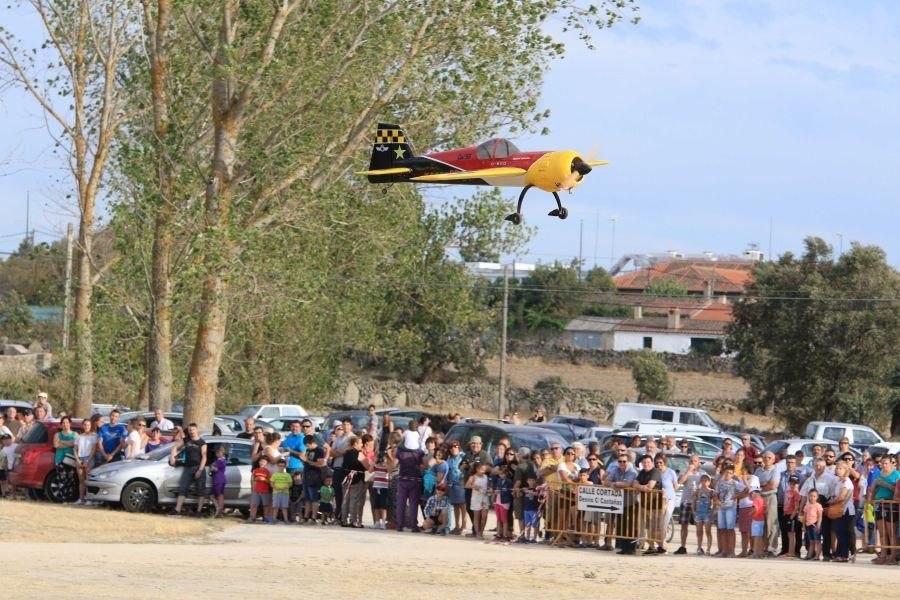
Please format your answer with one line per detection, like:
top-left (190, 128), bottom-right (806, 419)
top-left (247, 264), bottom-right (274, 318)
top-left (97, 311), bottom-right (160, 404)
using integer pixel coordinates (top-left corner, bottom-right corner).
top-left (0, 0), bottom-right (138, 416)
top-left (727, 237), bottom-right (900, 433)
top-left (176, 0), bottom-right (637, 429)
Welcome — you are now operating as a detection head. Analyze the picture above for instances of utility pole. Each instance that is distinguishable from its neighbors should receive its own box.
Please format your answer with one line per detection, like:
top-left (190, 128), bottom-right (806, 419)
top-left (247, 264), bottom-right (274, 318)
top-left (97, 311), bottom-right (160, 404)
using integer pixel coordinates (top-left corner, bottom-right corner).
top-left (768, 217), bottom-right (773, 261)
top-left (62, 223), bottom-right (74, 350)
top-left (25, 192), bottom-right (31, 248)
top-left (498, 265), bottom-right (509, 420)
top-left (609, 217), bottom-right (617, 270)
top-left (835, 232), bottom-right (844, 256)
top-left (578, 219), bottom-right (584, 280)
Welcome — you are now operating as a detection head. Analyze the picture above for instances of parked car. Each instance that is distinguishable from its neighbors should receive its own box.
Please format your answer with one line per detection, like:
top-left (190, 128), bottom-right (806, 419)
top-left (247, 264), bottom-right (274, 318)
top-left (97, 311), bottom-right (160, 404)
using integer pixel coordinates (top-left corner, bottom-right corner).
top-left (444, 423), bottom-right (567, 455)
top-left (9, 418), bottom-right (82, 502)
top-left (118, 412), bottom-right (236, 437)
top-left (547, 415), bottom-right (596, 438)
top-left (688, 431), bottom-right (744, 450)
top-left (1, 399), bottom-right (34, 414)
top-left (322, 408), bottom-right (428, 436)
top-left (91, 404), bottom-right (132, 417)
top-left (237, 403), bottom-right (308, 420)
top-left (86, 437), bottom-right (254, 512)
top-left (530, 422), bottom-right (583, 444)
top-left (217, 415), bottom-right (244, 432)
top-left (612, 402), bottom-right (721, 431)
top-left (867, 442), bottom-right (900, 458)
top-left (576, 426), bottom-right (615, 445)
top-left (259, 415), bottom-right (325, 434)
top-left (762, 438), bottom-right (841, 464)
top-left (804, 421), bottom-right (884, 450)
top-left (612, 419), bottom-right (720, 437)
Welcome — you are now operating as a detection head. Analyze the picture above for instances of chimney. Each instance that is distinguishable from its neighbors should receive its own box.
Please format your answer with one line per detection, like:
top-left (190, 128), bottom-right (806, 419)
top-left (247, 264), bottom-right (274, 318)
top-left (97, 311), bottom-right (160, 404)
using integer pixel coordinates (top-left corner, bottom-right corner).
top-left (667, 307), bottom-right (681, 330)
top-left (633, 305), bottom-right (643, 320)
top-left (703, 280), bottom-right (712, 299)
top-left (719, 295), bottom-right (728, 304)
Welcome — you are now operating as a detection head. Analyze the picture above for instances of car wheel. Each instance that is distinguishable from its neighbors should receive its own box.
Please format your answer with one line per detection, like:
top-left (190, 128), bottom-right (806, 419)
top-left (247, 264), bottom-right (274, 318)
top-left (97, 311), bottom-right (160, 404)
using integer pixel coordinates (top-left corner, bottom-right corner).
top-left (121, 480), bottom-right (157, 513)
top-left (44, 468), bottom-right (78, 503)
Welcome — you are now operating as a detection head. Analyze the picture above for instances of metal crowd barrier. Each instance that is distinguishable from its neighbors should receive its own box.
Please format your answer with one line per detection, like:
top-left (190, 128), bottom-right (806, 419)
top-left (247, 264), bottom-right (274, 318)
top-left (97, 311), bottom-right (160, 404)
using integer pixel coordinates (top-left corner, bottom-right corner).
top-left (862, 499), bottom-right (900, 554)
top-left (543, 483), bottom-right (666, 550)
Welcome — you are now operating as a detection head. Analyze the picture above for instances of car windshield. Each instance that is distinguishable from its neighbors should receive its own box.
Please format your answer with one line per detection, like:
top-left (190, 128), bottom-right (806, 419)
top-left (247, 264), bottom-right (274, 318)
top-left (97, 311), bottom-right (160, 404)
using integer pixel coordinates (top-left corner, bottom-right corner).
top-left (237, 406), bottom-right (260, 417)
top-left (509, 432), bottom-right (566, 452)
top-left (139, 442), bottom-right (177, 460)
top-left (21, 422), bottom-right (49, 444)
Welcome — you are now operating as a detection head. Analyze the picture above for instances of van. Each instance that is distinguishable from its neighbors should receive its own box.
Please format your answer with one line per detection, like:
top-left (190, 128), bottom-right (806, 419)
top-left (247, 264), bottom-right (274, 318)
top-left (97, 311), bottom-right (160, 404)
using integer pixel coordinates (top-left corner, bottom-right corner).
top-left (612, 402), bottom-right (720, 431)
top-left (804, 421), bottom-right (884, 450)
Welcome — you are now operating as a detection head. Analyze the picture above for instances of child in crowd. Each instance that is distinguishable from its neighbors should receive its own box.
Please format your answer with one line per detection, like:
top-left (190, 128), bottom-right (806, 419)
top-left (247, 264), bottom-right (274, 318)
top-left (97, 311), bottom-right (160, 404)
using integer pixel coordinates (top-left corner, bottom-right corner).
top-left (694, 472), bottom-right (713, 555)
top-left (249, 456), bottom-right (271, 523)
top-left (289, 471), bottom-right (304, 523)
top-left (319, 475), bottom-right (335, 523)
top-left (209, 446), bottom-right (227, 518)
top-left (521, 476), bottom-right (541, 544)
top-left (371, 453), bottom-right (390, 530)
top-left (493, 466), bottom-right (514, 542)
top-left (803, 489), bottom-right (823, 560)
top-left (714, 463), bottom-right (738, 557)
top-left (466, 462), bottom-right (490, 538)
top-left (749, 487), bottom-right (766, 558)
top-left (783, 475), bottom-right (802, 557)
top-left (270, 458), bottom-right (293, 524)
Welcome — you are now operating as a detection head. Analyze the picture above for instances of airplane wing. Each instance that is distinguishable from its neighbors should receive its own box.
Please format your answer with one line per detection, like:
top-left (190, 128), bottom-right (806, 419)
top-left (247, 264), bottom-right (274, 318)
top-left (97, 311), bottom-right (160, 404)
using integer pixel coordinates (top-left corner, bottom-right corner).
top-left (586, 160), bottom-right (609, 167)
top-left (410, 167), bottom-right (526, 183)
top-left (354, 167), bottom-right (412, 176)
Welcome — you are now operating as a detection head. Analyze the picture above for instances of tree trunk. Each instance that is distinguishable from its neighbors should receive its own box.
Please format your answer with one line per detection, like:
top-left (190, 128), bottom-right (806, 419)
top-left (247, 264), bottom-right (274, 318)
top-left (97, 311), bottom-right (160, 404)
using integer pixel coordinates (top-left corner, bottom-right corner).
top-left (148, 206), bottom-right (174, 410)
top-left (184, 273), bottom-right (228, 428)
top-left (72, 219), bottom-right (94, 418)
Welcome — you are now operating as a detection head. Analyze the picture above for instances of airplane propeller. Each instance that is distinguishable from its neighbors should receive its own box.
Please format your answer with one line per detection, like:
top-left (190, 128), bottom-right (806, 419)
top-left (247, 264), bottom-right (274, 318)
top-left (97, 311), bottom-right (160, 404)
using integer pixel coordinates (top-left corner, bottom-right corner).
top-left (560, 147), bottom-right (600, 191)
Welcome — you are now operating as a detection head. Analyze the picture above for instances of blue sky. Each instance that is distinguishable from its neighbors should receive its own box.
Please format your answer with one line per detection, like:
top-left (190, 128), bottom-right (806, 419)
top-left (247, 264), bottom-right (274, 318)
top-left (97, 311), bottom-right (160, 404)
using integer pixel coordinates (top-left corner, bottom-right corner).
top-left (3, 1), bottom-right (900, 268)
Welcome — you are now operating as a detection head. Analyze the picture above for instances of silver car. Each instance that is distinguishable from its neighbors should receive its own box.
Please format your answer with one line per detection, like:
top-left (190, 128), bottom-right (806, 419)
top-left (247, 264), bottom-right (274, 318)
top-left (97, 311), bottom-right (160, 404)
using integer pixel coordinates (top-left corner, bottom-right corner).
top-left (86, 437), bottom-right (254, 513)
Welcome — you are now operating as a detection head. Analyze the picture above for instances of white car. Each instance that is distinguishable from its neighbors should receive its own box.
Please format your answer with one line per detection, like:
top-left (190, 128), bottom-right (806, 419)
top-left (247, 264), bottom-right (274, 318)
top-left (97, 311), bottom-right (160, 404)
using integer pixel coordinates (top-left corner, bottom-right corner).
top-left (868, 442), bottom-right (900, 458)
top-left (804, 421), bottom-right (884, 450)
top-left (86, 437), bottom-right (254, 512)
top-left (763, 438), bottom-right (841, 465)
top-left (237, 403), bottom-right (308, 420)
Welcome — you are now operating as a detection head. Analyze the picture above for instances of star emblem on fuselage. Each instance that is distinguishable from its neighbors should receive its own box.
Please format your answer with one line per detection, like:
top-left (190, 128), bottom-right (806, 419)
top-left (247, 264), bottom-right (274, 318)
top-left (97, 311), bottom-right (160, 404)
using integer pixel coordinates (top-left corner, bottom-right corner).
top-left (394, 146), bottom-right (406, 159)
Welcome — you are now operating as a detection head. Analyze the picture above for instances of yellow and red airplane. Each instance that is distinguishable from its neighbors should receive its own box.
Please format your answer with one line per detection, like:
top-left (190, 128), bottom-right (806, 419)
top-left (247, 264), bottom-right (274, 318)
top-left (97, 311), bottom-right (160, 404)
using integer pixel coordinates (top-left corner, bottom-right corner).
top-left (356, 123), bottom-right (608, 224)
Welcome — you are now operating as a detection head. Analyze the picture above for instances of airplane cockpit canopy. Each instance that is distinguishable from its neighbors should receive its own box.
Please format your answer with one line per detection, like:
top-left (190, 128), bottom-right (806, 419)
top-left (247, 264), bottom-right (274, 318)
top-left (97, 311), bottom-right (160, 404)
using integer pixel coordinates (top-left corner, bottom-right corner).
top-left (475, 138), bottom-right (520, 160)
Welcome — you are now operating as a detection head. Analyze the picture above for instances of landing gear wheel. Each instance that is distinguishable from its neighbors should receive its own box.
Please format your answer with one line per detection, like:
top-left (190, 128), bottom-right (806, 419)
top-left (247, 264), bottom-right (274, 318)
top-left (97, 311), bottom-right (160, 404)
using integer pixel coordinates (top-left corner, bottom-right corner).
top-left (504, 212), bottom-right (523, 225)
top-left (558, 207), bottom-right (568, 220)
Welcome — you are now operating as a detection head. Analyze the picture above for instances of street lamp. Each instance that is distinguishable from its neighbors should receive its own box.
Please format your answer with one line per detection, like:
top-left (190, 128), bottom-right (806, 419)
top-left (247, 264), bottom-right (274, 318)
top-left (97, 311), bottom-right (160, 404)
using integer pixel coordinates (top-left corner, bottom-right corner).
top-left (609, 217), bottom-right (617, 270)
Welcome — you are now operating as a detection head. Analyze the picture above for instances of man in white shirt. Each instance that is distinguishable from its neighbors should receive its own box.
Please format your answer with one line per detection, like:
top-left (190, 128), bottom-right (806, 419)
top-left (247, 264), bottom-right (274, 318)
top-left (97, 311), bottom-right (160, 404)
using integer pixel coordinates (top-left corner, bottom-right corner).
top-left (798, 458), bottom-right (838, 560)
top-left (150, 409), bottom-right (175, 431)
top-left (417, 416), bottom-right (432, 452)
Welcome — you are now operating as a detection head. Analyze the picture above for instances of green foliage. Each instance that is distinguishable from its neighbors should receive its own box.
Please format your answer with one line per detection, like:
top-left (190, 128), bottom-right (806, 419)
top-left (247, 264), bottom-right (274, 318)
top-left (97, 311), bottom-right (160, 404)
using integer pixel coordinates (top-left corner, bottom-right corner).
top-left (584, 266), bottom-right (616, 292)
top-left (13, 0), bottom-right (639, 405)
top-left (629, 349), bottom-right (671, 402)
top-left (0, 291), bottom-right (33, 339)
top-left (643, 277), bottom-right (689, 297)
top-left (727, 237), bottom-right (900, 433)
top-left (0, 240), bottom-right (65, 306)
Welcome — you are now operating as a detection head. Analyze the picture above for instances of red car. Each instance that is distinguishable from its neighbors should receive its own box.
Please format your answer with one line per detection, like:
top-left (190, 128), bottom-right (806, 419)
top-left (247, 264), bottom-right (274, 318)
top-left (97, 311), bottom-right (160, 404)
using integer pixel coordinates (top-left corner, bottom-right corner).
top-left (10, 418), bottom-right (82, 502)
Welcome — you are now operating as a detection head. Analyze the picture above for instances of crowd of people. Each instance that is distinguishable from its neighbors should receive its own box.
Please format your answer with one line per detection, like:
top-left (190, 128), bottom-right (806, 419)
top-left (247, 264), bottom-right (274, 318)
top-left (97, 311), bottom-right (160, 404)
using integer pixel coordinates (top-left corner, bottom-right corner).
top-left (2, 395), bottom-right (899, 568)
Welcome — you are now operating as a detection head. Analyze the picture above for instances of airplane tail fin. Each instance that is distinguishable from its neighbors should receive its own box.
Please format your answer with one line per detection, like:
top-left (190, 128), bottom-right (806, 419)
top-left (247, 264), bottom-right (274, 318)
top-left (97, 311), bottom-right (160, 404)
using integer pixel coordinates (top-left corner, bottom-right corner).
top-left (367, 123), bottom-right (415, 174)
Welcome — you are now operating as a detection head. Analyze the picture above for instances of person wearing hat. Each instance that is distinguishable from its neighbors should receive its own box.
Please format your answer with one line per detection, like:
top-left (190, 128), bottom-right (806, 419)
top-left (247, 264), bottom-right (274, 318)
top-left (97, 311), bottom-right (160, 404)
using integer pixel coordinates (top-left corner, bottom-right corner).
top-left (461, 436), bottom-right (491, 535)
top-left (423, 483), bottom-right (451, 534)
top-left (33, 392), bottom-right (52, 418)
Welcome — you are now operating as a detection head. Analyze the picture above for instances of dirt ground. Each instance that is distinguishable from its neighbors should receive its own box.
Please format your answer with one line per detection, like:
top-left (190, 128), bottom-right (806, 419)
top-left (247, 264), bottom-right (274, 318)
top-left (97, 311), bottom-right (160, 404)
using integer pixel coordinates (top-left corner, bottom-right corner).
top-left (3, 501), bottom-right (896, 599)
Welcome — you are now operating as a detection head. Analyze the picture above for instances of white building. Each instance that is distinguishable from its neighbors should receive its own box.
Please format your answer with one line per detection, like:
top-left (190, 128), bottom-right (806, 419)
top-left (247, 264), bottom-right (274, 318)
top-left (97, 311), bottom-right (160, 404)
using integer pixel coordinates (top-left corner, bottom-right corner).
top-left (465, 261), bottom-right (536, 281)
top-left (611, 308), bottom-right (726, 354)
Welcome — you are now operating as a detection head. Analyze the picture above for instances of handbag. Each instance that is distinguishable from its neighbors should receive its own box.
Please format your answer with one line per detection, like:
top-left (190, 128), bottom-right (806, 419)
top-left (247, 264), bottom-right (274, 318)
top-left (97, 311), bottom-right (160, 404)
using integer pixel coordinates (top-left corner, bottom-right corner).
top-left (826, 500), bottom-right (844, 520)
top-left (60, 454), bottom-right (78, 468)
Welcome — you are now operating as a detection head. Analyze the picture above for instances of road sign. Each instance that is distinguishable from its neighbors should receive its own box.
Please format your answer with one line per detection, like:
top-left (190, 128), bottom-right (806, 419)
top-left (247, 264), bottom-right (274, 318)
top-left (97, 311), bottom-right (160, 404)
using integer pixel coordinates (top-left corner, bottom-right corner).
top-left (577, 485), bottom-right (624, 514)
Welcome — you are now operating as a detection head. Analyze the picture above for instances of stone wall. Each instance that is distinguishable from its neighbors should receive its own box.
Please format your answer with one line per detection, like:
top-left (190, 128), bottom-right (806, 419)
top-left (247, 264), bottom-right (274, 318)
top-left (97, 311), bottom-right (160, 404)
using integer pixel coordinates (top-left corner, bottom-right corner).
top-left (508, 340), bottom-right (735, 373)
top-left (0, 353), bottom-right (53, 378)
top-left (334, 376), bottom-right (739, 422)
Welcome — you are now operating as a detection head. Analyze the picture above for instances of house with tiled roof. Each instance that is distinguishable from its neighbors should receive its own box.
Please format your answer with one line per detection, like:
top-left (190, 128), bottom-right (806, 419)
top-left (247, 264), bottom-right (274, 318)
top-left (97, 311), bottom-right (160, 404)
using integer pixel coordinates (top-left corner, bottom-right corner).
top-left (564, 298), bottom-right (732, 355)
top-left (613, 259), bottom-right (755, 297)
